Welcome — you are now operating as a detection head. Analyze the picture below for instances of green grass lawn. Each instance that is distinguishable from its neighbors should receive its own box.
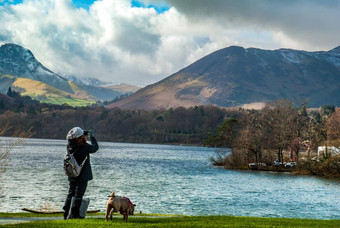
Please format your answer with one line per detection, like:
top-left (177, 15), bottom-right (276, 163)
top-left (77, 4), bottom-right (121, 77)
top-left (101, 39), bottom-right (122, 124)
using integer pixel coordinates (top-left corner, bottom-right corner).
top-left (1, 213), bottom-right (339, 227)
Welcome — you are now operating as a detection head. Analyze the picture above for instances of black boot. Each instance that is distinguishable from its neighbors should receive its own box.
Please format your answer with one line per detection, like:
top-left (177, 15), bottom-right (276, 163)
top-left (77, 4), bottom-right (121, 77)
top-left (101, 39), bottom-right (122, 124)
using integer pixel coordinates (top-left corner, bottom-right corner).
top-left (62, 198), bottom-right (72, 220)
top-left (70, 198), bottom-right (84, 219)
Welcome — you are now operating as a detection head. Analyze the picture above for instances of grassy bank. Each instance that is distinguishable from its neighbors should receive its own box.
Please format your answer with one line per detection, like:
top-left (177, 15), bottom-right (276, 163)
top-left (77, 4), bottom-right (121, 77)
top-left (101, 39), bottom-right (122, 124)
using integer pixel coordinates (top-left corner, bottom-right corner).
top-left (1, 213), bottom-right (339, 227)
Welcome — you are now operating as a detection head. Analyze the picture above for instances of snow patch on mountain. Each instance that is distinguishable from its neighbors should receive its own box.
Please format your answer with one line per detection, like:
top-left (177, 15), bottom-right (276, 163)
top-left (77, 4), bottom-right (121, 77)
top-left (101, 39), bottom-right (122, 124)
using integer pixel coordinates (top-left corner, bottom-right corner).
top-left (279, 50), bottom-right (304, 64)
top-left (63, 74), bottom-right (114, 87)
top-left (323, 53), bottom-right (340, 68)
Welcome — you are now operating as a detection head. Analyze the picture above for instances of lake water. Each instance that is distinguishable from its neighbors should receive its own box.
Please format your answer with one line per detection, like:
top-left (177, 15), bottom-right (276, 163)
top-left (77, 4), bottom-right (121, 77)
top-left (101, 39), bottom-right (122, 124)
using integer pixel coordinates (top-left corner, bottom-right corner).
top-left (0, 137), bottom-right (339, 219)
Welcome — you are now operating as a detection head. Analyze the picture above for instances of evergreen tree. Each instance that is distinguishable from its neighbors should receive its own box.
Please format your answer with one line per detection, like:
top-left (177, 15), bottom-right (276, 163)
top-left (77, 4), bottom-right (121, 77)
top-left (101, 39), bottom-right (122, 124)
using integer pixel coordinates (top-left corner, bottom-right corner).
top-left (7, 87), bottom-right (13, 97)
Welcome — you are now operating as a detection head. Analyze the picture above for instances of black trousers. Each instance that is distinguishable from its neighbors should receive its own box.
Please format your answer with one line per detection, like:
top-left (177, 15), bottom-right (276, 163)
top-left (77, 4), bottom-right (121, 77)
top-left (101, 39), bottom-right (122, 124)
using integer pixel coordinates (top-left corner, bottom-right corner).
top-left (63, 181), bottom-right (88, 218)
top-left (66, 181), bottom-right (88, 200)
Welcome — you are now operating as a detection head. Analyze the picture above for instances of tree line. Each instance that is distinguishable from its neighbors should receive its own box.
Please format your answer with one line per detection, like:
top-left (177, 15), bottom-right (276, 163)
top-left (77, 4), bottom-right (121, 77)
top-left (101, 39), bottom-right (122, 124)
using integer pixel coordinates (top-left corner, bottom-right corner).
top-left (205, 100), bottom-right (340, 177)
top-left (0, 91), bottom-right (242, 145)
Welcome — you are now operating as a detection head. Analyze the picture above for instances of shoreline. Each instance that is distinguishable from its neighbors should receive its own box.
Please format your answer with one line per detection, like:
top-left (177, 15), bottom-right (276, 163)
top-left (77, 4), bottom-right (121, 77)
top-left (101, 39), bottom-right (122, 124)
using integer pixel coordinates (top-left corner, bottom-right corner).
top-left (216, 165), bottom-right (340, 179)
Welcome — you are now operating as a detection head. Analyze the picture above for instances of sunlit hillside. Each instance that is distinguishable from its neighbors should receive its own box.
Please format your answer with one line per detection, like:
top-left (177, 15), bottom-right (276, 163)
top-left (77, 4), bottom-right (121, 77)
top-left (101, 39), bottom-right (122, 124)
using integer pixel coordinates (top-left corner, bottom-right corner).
top-left (3, 75), bottom-right (95, 106)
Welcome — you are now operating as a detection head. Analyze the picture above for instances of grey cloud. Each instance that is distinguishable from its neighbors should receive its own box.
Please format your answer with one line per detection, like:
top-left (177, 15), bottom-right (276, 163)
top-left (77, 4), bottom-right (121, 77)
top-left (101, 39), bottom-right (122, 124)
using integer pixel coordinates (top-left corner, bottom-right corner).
top-left (0, 32), bottom-right (12, 43)
top-left (193, 36), bottom-right (210, 48)
top-left (164, 0), bottom-right (340, 49)
top-left (39, 23), bottom-right (95, 64)
top-left (114, 20), bottom-right (161, 54)
top-left (99, 51), bottom-right (117, 66)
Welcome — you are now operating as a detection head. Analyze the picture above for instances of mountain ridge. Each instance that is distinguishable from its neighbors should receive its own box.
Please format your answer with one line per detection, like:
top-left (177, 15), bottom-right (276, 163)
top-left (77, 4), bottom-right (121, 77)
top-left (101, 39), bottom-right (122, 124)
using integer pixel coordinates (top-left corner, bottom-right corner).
top-left (108, 45), bottom-right (340, 110)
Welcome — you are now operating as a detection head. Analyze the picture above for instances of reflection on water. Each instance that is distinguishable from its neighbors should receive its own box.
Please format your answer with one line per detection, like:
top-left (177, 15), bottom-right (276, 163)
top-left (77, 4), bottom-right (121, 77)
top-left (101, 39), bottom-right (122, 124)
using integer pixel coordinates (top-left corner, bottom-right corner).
top-left (0, 137), bottom-right (339, 219)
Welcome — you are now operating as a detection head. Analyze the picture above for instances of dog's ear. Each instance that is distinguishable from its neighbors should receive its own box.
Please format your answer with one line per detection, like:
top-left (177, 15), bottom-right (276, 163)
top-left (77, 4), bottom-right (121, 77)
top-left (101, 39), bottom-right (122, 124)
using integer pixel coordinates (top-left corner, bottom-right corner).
top-left (108, 192), bottom-right (115, 197)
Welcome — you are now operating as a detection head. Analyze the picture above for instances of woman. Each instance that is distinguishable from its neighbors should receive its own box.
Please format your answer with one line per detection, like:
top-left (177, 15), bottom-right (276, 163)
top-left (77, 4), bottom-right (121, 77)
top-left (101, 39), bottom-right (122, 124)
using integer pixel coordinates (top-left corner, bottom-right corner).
top-left (63, 127), bottom-right (99, 219)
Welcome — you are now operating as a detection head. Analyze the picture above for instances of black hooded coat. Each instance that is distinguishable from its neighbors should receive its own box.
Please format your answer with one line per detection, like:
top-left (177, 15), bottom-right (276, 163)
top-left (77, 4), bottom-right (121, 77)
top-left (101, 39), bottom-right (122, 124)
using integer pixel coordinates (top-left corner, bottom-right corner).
top-left (67, 136), bottom-right (99, 181)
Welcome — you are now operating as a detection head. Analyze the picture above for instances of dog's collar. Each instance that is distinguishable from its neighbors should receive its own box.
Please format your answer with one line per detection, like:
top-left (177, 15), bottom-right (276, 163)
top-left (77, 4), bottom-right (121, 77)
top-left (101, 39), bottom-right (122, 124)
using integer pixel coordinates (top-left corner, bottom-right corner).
top-left (123, 197), bottom-right (132, 207)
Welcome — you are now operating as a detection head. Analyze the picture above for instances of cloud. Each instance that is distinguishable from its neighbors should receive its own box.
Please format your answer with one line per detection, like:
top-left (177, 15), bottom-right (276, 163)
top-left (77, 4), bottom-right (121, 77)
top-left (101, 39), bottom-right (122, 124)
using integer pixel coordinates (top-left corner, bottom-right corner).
top-left (0, 0), bottom-right (167, 85)
top-left (0, 0), bottom-right (218, 86)
top-left (162, 0), bottom-right (340, 50)
top-left (1, 0), bottom-right (339, 86)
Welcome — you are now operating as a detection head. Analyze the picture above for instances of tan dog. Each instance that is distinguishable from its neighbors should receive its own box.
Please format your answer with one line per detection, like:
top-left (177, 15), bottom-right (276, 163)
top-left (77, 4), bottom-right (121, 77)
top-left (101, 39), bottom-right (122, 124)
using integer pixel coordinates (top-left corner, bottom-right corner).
top-left (106, 192), bottom-right (136, 222)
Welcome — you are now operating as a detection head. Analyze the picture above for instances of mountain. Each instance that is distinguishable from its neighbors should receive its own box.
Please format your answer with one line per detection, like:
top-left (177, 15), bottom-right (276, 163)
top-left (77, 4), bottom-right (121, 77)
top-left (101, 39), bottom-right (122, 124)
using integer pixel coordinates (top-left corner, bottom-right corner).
top-left (0, 43), bottom-right (131, 105)
top-left (63, 75), bottom-right (140, 100)
top-left (104, 84), bottom-right (141, 94)
top-left (0, 43), bottom-right (74, 93)
top-left (63, 75), bottom-right (111, 87)
top-left (108, 45), bottom-right (340, 110)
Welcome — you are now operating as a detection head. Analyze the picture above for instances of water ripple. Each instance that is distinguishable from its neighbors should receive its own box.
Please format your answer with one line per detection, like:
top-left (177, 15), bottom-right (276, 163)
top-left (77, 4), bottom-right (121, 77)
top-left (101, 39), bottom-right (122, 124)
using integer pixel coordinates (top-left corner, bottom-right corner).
top-left (0, 138), bottom-right (339, 219)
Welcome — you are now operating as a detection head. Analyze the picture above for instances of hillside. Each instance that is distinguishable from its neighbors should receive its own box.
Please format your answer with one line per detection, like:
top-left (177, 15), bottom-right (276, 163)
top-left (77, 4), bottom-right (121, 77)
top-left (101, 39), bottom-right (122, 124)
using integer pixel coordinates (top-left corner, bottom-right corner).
top-left (0, 92), bottom-right (15, 107)
top-left (0, 74), bottom-right (95, 106)
top-left (0, 43), bottom-right (129, 105)
top-left (108, 45), bottom-right (340, 110)
top-left (104, 84), bottom-right (141, 94)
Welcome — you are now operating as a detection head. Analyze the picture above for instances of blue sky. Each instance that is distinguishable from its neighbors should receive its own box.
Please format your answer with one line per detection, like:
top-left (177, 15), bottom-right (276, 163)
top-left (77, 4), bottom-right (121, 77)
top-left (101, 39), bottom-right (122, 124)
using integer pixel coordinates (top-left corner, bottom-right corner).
top-left (0, 0), bottom-right (96, 8)
top-left (0, 0), bottom-right (170, 12)
top-left (72, 0), bottom-right (96, 10)
top-left (0, 0), bottom-right (22, 5)
top-left (1, 0), bottom-right (340, 86)
top-left (131, 0), bottom-right (169, 13)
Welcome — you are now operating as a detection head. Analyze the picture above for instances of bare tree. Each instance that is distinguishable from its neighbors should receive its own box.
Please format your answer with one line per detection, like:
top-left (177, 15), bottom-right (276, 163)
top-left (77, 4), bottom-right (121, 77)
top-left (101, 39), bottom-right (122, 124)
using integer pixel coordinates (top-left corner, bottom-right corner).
top-left (259, 100), bottom-right (299, 163)
top-left (235, 110), bottom-right (267, 165)
top-left (0, 125), bottom-right (34, 171)
top-left (327, 108), bottom-right (340, 147)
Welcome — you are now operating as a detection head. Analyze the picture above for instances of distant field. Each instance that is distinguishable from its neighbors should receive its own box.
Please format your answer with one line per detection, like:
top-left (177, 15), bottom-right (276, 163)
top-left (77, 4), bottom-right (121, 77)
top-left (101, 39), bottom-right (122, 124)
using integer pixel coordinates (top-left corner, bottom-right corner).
top-left (1, 213), bottom-right (339, 227)
top-left (40, 96), bottom-right (95, 107)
